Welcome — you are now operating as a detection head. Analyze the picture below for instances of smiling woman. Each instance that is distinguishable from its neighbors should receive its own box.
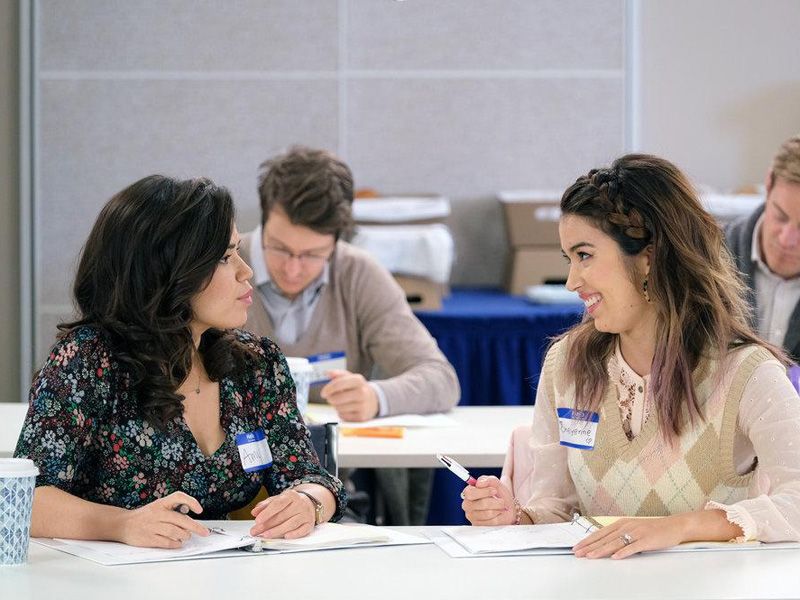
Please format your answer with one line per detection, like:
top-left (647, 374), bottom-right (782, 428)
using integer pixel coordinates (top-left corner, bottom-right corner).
top-left (14, 175), bottom-right (346, 548)
top-left (461, 154), bottom-right (800, 559)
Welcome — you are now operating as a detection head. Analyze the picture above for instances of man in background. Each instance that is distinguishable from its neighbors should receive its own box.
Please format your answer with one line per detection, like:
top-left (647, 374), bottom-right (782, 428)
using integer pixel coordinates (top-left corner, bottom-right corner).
top-left (725, 134), bottom-right (800, 360)
top-left (240, 145), bottom-right (460, 525)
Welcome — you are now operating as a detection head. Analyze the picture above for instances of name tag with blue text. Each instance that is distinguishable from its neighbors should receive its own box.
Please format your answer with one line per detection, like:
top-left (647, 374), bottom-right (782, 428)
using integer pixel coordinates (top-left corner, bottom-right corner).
top-left (235, 429), bottom-right (273, 472)
top-left (557, 408), bottom-right (599, 450)
top-left (307, 351), bottom-right (347, 386)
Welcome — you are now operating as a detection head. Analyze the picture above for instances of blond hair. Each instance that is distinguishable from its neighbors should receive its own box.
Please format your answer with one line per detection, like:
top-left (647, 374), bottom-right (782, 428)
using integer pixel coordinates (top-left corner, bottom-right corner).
top-left (771, 134), bottom-right (800, 186)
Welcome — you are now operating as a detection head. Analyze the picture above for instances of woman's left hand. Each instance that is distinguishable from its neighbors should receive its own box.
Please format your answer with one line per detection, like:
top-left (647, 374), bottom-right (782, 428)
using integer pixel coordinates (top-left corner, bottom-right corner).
top-left (249, 489), bottom-right (316, 539)
top-left (572, 515), bottom-right (688, 559)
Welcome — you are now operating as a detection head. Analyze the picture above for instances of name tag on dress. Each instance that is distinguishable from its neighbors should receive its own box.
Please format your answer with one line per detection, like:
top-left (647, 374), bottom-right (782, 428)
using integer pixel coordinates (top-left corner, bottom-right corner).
top-left (307, 351), bottom-right (346, 385)
top-left (556, 408), bottom-right (600, 450)
top-left (235, 429), bottom-right (273, 472)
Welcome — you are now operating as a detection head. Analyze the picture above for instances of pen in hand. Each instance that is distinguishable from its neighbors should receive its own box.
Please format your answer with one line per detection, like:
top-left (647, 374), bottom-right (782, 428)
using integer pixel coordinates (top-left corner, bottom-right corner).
top-left (436, 453), bottom-right (477, 485)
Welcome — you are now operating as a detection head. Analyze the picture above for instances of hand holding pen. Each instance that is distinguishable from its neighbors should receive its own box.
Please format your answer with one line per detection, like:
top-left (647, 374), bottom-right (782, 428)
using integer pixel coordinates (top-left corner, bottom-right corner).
top-left (436, 454), bottom-right (517, 527)
top-left (118, 491), bottom-right (209, 549)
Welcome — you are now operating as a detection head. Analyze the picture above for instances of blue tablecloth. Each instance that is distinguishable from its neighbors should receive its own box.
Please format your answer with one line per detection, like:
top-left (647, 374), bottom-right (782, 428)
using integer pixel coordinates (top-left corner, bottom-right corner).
top-left (416, 288), bottom-right (584, 407)
top-left (416, 288), bottom-right (584, 525)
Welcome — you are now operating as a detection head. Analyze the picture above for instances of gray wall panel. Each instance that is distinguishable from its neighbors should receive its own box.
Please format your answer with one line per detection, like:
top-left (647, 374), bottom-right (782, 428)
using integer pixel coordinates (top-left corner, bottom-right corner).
top-left (347, 0), bottom-right (623, 70)
top-left (40, 0), bottom-right (339, 71)
top-left (38, 78), bottom-right (339, 305)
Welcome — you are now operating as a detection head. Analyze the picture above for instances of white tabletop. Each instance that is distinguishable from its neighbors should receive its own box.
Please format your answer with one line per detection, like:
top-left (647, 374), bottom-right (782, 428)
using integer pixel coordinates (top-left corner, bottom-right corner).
top-left (315, 404), bottom-right (532, 468)
top-left (0, 402), bottom-right (532, 468)
top-left (4, 526), bottom-right (800, 600)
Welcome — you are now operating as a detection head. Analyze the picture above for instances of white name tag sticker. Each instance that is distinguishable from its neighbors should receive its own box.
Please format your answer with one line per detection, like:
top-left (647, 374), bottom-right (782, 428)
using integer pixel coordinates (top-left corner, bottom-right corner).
top-left (557, 408), bottom-right (600, 450)
top-left (235, 429), bottom-right (273, 473)
top-left (307, 351), bottom-right (346, 386)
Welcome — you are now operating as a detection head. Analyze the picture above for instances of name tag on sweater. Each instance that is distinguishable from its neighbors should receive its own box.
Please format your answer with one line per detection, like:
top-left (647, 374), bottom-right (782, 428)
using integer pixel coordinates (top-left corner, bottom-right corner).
top-left (557, 408), bottom-right (599, 450)
top-left (307, 351), bottom-right (347, 385)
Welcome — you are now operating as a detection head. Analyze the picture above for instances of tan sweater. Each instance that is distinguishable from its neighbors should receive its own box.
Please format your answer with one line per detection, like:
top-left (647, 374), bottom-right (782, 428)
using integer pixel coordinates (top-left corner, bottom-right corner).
top-left (240, 232), bottom-right (460, 415)
top-left (523, 336), bottom-right (800, 543)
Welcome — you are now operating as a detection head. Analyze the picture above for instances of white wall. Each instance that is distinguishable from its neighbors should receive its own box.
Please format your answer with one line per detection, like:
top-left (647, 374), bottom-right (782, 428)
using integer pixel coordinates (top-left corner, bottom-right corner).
top-left (638, 0), bottom-right (800, 190)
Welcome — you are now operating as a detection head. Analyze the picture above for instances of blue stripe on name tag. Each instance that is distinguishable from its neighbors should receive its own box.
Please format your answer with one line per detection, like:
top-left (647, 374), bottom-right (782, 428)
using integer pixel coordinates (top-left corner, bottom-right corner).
top-left (307, 351), bottom-right (346, 363)
top-left (556, 407), bottom-right (600, 422)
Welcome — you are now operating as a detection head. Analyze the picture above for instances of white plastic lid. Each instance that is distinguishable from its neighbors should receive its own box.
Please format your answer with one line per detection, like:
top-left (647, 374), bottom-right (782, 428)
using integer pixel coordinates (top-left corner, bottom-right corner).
top-left (285, 357), bottom-right (313, 374)
top-left (0, 458), bottom-right (39, 478)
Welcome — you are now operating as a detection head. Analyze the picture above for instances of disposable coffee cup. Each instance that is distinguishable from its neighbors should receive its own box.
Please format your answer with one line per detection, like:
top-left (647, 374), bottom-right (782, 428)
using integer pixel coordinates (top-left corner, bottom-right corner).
top-left (286, 357), bottom-right (313, 415)
top-left (0, 458), bottom-right (39, 566)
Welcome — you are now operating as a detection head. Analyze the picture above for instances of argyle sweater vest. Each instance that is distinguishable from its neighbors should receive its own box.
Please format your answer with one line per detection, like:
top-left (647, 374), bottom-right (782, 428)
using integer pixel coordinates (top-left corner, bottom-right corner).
top-left (544, 340), bottom-right (772, 517)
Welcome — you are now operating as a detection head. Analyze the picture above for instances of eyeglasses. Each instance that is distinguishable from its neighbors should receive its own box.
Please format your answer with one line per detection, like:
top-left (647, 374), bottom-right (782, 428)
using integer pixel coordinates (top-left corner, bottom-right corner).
top-left (262, 243), bottom-right (333, 267)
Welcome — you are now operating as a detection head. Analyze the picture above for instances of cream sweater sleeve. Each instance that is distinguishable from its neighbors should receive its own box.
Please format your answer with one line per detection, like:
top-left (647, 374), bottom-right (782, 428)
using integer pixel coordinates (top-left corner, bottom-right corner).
top-left (706, 360), bottom-right (800, 542)
top-left (521, 341), bottom-right (579, 523)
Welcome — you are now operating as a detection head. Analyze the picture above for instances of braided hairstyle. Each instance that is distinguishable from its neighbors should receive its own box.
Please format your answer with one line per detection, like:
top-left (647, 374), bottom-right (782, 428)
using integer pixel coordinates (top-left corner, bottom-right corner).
top-left (557, 154), bottom-right (785, 439)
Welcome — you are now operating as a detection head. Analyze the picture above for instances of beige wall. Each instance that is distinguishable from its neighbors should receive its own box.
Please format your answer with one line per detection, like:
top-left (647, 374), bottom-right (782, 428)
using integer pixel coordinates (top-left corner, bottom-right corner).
top-left (0, 0), bottom-right (20, 403)
top-left (638, 0), bottom-right (800, 190)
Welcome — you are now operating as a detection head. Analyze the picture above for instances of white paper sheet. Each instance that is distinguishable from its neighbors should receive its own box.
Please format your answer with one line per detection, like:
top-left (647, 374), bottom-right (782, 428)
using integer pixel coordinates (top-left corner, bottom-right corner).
top-left (305, 409), bottom-right (457, 429)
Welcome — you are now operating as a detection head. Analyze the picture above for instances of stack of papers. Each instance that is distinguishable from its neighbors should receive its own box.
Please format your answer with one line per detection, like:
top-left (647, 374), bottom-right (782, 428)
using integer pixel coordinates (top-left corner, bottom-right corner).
top-left (34, 522), bottom-right (428, 566)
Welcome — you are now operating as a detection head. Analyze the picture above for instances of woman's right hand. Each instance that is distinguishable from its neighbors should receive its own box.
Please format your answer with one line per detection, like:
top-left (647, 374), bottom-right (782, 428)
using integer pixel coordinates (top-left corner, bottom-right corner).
top-left (462, 476), bottom-right (517, 526)
top-left (118, 492), bottom-right (210, 548)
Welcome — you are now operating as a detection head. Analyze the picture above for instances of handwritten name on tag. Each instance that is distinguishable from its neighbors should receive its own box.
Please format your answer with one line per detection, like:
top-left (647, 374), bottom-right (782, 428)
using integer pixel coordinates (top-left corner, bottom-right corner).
top-left (307, 351), bottom-right (347, 385)
top-left (235, 429), bottom-right (273, 473)
top-left (556, 408), bottom-right (599, 450)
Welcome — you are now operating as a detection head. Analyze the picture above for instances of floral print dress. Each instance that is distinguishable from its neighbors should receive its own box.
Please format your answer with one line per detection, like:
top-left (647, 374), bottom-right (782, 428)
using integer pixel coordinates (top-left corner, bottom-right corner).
top-left (14, 326), bottom-right (346, 520)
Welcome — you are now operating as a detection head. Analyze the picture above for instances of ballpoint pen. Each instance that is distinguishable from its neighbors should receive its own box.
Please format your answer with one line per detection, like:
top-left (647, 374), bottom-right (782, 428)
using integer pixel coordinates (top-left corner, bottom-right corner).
top-left (436, 453), bottom-right (477, 486)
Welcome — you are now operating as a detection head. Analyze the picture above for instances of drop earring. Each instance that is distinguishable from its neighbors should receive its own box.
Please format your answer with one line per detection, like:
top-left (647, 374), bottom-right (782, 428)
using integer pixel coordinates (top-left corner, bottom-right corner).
top-left (642, 278), bottom-right (651, 303)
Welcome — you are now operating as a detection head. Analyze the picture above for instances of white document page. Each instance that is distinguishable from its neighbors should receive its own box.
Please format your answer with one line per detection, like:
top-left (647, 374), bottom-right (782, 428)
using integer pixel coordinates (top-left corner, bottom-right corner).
top-left (441, 523), bottom-right (590, 554)
top-left (306, 408), bottom-right (457, 428)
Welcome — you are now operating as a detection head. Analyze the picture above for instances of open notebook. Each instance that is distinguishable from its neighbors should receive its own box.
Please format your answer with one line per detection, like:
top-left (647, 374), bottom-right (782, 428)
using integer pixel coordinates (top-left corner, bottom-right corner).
top-left (33, 521), bottom-right (428, 566)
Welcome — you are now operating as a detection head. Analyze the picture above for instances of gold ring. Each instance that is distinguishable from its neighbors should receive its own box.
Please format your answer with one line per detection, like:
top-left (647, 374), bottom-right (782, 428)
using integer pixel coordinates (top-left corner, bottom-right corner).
top-left (460, 491), bottom-right (466, 500)
top-left (620, 533), bottom-right (633, 546)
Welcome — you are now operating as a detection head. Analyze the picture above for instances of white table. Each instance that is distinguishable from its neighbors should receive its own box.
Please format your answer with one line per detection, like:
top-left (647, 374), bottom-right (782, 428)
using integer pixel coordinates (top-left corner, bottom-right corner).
top-left (313, 404), bottom-right (531, 468)
top-left (0, 402), bottom-right (532, 468)
top-left (3, 527), bottom-right (800, 600)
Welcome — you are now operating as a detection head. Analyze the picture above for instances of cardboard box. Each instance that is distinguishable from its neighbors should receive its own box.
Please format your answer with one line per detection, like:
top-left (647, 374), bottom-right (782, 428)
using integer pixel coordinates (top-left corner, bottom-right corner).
top-left (499, 190), bottom-right (563, 247)
top-left (394, 274), bottom-right (445, 311)
top-left (506, 247), bottom-right (569, 295)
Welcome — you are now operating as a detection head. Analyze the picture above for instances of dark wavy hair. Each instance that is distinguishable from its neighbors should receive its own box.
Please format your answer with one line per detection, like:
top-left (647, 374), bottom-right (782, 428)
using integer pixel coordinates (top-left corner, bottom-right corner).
top-left (559, 154), bottom-right (787, 440)
top-left (61, 175), bottom-right (256, 430)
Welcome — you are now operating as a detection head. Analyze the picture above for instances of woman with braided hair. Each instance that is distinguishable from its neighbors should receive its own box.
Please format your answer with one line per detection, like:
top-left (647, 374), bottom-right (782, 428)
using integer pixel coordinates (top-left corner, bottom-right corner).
top-left (462, 154), bottom-right (800, 558)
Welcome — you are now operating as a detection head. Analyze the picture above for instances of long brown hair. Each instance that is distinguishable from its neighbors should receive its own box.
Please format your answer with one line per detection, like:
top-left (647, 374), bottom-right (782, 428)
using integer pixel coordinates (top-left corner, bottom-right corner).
top-left (559, 154), bottom-right (787, 439)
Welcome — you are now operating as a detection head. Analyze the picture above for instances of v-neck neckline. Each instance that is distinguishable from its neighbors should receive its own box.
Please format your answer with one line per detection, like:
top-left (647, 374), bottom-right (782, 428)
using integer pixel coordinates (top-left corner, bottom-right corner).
top-left (602, 380), bottom-right (659, 461)
top-left (180, 378), bottom-right (230, 460)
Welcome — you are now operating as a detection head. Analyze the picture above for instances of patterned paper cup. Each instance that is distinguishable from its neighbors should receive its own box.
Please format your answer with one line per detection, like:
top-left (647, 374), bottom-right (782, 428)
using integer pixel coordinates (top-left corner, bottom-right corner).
top-left (0, 458), bottom-right (39, 565)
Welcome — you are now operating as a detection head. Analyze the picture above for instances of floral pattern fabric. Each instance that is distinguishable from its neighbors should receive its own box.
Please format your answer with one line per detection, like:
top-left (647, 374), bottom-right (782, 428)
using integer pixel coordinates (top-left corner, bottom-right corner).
top-left (14, 326), bottom-right (346, 520)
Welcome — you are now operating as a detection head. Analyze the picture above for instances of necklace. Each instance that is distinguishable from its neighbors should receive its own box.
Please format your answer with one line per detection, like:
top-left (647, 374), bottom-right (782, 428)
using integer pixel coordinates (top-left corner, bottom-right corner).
top-left (194, 372), bottom-right (201, 395)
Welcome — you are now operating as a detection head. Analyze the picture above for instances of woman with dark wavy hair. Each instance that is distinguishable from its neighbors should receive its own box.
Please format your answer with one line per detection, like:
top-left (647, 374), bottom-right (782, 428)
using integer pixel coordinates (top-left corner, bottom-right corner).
top-left (15, 175), bottom-right (345, 548)
top-left (462, 155), bottom-right (800, 557)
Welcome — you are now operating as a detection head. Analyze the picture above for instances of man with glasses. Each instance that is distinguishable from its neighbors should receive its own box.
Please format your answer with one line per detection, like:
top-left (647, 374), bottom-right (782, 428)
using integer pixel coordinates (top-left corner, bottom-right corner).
top-left (240, 146), bottom-right (460, 525)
